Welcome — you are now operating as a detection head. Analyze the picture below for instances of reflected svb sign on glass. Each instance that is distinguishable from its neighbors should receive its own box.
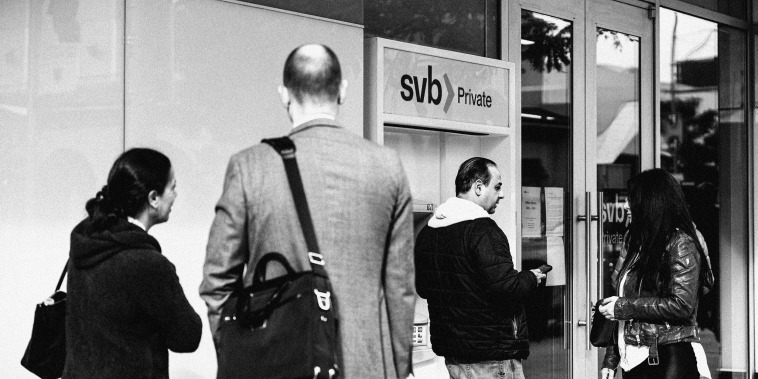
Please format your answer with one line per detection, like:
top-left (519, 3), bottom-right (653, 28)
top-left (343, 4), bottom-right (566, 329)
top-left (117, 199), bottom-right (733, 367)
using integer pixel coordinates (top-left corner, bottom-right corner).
top-left (600, 190), bottom-right (631, 297)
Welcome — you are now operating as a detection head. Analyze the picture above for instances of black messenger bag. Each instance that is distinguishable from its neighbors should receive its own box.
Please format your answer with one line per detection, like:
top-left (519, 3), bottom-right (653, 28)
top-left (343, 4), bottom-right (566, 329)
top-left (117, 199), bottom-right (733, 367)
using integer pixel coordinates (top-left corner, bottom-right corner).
top-left (21, 260), bottom-right (69, 379)
top-left (216, 137), bottom-right (341, 379)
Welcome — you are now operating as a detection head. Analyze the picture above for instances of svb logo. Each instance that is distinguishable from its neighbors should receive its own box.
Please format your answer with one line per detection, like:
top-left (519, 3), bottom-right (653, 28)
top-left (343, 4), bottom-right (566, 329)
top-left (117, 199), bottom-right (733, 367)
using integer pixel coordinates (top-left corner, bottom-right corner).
top-left (400, 66), bottom-right (454, 112)
top-left (399, 65), bottom-right (493, 113)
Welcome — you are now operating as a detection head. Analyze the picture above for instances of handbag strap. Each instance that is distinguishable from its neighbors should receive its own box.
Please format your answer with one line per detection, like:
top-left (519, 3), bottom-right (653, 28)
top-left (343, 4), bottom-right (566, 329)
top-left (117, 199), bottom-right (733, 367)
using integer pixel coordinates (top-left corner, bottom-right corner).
top-left (262, 137), bottom-right (327, 277)
top-left (55, 259), bottom-right (69, 291)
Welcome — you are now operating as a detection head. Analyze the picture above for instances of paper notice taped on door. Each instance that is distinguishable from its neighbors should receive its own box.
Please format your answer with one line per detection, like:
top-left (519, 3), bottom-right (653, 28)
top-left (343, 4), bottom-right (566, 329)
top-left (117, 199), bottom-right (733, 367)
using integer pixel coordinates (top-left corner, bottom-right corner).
top-left (545, 187), bottom-right (564, 237)
top-left (546, 237), bottom-right (566, 286)
top-left (521, 187), bottom-right (541, 238)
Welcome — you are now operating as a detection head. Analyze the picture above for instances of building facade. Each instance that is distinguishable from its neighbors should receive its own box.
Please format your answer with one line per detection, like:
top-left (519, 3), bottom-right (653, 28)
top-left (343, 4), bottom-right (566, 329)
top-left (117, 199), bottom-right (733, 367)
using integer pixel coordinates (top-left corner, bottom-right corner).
top-left (1, 0), bottom-right (755, 378)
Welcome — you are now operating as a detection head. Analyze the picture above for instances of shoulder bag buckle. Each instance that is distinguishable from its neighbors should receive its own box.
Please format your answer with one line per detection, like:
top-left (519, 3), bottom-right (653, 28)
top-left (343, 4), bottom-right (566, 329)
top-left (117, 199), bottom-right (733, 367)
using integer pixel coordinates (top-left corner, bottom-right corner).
top-left (308, 252), bottom-right (325, 265)
top-left (314, 289), bottom-right (331, 311)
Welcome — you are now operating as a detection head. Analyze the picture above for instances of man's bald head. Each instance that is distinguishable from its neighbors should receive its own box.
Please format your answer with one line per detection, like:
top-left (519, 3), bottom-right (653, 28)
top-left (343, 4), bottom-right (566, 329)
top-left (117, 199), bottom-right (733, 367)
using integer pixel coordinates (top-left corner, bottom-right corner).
top-left (283, 44), bottom-right (342, 105)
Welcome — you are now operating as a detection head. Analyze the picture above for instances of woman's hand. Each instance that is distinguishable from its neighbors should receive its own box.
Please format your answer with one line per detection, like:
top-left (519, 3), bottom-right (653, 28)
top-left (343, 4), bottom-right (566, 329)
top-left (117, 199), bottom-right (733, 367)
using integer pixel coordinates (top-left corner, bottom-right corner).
top-left (529, 269), bottom-right (546, 284)
top-left (599, 296), bottom-right (618, 320)
top-left (601, 367), bottom-right (615, 379)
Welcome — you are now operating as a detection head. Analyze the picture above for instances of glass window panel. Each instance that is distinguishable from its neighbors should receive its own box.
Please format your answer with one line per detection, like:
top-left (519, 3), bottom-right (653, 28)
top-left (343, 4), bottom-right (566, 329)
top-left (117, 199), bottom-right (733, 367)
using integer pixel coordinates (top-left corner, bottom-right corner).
top-left (237, 0), bottom-right (363, 25)
top-left (520, 10), bottom-right (572, 379)
top-left (485, 0), bottom-right (499, 59)
top-left (596, 28), bottom-right (640, 298)
top-left (678, 0), bottom-right (747, 20)
top-left (364, 0), bottom-right (500, 58)
top-left (660, 8), bottom-right (749, 378)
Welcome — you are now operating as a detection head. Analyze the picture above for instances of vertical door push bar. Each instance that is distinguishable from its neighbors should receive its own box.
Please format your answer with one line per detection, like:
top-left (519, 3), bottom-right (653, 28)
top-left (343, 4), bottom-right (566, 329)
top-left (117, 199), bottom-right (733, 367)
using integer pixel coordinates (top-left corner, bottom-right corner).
top-left (576, 191), bottom-right (602, 350)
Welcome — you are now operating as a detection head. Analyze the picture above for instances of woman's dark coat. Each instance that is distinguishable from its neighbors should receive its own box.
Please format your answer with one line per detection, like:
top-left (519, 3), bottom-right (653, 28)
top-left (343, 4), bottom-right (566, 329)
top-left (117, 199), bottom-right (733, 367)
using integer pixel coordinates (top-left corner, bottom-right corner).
top-left (602, 229), bottom-right (711, 369)
top-left (63, 218), bottom-right (201, 379)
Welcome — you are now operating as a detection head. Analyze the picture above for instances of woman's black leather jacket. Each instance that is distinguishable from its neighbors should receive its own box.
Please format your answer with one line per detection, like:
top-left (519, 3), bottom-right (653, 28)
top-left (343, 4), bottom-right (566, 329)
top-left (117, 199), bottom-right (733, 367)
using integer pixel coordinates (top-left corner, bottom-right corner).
top-left (602, 229), bottom-right (709, 369)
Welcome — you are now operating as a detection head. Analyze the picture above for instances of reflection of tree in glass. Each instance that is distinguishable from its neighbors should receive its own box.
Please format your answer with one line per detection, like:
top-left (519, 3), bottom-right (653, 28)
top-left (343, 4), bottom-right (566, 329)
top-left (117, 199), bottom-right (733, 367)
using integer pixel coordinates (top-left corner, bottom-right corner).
top-left (660, 97), bottom-right (718, 183)
top-left (662, 96), bottom-right (719, 339)
top-left (660, 98), bottom-right (696, 173)
top-left (681, 110), bottom-right (718, 183)
top-left (597, 28), bottom-right (638, 52)
top-left (364, 0), bottom-right (487, 56)
top-left (521, 12), bottom-right (571, 73)
top-left (661, 98), bottom-right (700, 124)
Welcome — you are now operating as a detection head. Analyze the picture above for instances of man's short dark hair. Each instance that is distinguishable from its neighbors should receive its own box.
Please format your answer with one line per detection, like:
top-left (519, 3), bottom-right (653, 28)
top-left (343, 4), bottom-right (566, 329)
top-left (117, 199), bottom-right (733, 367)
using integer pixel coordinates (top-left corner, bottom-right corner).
top-left (283, 44), bottom-right (342, 104)
top-left (455, 157), bottom-right (497, 195)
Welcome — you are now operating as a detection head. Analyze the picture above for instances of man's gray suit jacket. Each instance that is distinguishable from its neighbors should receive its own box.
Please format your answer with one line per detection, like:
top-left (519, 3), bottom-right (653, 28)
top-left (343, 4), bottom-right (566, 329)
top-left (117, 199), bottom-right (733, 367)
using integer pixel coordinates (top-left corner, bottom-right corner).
top-left (200, 119), bottom-right (416, 378)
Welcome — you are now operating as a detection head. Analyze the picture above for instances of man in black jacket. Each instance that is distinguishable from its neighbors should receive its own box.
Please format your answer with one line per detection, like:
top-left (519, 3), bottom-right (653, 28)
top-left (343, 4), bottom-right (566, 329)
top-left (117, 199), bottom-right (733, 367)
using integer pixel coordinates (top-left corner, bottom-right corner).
top-left (415, 157), bottom-right (545, 379)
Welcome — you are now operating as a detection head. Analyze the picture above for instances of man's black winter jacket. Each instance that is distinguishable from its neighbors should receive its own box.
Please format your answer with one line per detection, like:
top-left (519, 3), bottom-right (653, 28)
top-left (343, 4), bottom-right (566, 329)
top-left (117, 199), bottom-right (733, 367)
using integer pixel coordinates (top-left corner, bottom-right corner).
top-left (415, 217), bottom-right (538, 362)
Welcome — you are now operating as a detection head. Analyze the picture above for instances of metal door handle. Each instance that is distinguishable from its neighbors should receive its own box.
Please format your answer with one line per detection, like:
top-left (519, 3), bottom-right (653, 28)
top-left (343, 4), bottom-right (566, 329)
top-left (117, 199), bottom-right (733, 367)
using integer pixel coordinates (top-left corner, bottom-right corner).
top-left (577, 192), bottom-right (598, 350)
top-left (597, 192), bottom-right (605, 303)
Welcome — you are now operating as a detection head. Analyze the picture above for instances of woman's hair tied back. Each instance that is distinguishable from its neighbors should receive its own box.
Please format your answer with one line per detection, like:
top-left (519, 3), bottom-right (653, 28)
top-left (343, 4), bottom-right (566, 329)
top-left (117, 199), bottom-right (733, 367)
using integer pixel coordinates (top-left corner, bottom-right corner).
top-left (86, 148), bottom-right (172, 230)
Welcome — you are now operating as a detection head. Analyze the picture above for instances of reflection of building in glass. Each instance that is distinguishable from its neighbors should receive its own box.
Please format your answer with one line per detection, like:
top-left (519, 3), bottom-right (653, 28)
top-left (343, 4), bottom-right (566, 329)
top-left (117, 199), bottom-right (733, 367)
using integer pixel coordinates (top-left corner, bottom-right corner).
top-left (595, 29), bottom-right (640, 180)
top-left (659, 10), bottom-right (718, 181)
top-left (658, 10), bottom-right (749, 377)
top-left (521, 11), bottom-right (571, 189)
top-left (364, 0), bottom-right (499, 58)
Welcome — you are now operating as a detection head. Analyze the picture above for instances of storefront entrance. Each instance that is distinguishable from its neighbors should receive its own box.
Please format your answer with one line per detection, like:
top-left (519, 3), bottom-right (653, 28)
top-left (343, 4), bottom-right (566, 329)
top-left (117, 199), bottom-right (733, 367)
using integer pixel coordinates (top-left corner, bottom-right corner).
top-left (512, 0), bottom-right (654, 377)
top-left (364, 1), bottom-right (753, 377)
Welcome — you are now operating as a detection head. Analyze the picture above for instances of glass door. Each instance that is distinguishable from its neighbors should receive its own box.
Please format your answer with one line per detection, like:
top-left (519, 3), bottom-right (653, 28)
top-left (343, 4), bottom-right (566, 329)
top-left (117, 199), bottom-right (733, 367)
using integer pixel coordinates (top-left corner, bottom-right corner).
top-left (513, 0), bottom-right (654, 377)
top-left (514, 1), bottom-right (581, 377)
top-left (519, 8), bottom-right (573, 379)
top-left (587, 0), bottom-right (654, 375)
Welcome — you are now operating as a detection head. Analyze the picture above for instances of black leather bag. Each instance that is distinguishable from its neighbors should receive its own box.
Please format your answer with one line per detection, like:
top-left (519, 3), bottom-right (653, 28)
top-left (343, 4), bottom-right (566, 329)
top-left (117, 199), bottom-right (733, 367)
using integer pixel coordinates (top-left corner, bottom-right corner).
top-left (590, 300), bottom-right (616, 347)
top-left (21, 261), bottom-right (69, 379)
top-left (216, 137), bottom-right (341, 379)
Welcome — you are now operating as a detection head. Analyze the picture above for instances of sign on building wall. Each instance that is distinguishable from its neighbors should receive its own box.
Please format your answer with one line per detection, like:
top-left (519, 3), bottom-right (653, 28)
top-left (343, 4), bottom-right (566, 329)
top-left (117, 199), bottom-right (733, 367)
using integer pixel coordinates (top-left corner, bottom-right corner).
top-left (382, 48), bottom-right (510, 127)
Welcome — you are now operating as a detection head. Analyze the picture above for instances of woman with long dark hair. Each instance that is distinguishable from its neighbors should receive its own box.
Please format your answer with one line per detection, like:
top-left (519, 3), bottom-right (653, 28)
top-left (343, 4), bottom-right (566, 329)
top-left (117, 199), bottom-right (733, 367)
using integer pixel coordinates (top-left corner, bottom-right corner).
top-left (64, 148), bottom-right (201, 378)
top-left (598, 169), bottom-right (713, 379)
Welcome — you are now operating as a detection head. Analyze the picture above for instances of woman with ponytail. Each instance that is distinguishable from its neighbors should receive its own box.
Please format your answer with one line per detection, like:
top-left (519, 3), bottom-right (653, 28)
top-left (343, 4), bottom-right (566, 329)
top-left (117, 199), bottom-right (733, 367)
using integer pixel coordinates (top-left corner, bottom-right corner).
top-left (598, 169), bottom-right (714, 379)
top-left (64, 148), bottom-right (201, 378)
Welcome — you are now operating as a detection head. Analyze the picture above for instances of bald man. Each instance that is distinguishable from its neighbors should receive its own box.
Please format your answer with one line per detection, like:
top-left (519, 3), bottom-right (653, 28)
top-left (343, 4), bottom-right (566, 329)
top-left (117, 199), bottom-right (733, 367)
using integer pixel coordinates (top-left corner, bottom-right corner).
top-left (201, 44), bottom-right (416, 378)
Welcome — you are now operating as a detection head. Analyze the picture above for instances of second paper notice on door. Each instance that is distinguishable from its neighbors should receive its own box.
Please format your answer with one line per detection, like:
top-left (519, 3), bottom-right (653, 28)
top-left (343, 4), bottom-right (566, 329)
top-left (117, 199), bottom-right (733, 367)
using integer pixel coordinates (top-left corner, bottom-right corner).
top-left (521, 187), bottom-right (566, 286)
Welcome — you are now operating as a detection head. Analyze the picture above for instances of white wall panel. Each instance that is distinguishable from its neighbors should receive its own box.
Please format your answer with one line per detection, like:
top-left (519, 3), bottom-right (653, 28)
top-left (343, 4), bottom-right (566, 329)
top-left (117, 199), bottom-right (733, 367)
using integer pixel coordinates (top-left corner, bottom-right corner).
top-left (124, 1), bottom-right (364, 377)
top-left (0, 0), bottom-right (124, 377)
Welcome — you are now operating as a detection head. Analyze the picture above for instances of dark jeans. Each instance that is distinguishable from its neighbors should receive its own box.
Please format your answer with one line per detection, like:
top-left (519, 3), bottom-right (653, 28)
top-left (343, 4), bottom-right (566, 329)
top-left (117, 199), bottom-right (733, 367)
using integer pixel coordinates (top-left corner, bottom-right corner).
top-left (445, 358), bottom-right (525, 379)
top-left (622, 342), bottom-right (699, 379)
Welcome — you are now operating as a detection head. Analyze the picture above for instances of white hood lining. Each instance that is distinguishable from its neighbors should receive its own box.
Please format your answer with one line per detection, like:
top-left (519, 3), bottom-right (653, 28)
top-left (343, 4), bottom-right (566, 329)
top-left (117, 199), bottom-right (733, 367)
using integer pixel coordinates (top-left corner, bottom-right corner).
top-left (427, 197), bottom-right (490, 228)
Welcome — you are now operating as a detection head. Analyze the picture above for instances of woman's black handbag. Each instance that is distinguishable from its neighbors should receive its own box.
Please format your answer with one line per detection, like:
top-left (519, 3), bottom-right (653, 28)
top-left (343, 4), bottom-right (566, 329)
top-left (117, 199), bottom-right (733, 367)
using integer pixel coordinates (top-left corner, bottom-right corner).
top-left (590, 300), bottom-right (616, 347)
top-left (216, 137), bottom-right (341, 379)
top-left (21, 260), bottom-right (69, 379)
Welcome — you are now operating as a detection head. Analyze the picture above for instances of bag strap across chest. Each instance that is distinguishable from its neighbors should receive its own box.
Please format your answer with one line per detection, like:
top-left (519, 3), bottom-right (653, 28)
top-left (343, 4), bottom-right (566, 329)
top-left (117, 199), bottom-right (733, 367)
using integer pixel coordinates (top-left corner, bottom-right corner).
top-left (261, 137), bottom-right (327, 277)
